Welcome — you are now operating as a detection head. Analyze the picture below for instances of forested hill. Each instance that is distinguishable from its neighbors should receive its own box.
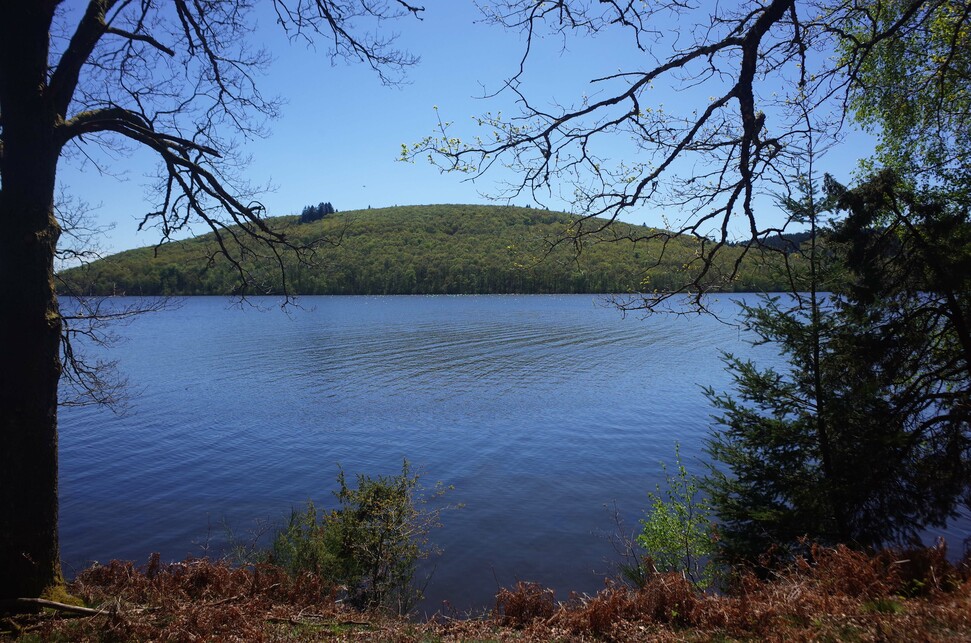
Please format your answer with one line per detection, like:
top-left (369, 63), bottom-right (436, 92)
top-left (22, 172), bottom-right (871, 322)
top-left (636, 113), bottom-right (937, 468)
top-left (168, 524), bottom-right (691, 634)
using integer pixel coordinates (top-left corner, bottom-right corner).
top-left (58, 204), bottom-right (802, 296)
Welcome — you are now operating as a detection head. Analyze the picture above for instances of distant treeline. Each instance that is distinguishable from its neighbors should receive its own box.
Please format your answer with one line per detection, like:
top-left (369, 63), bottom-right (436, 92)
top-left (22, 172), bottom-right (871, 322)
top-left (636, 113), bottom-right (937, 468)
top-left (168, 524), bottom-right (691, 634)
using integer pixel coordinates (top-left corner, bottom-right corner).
top-left (58, 205), bottom-right (811, 296)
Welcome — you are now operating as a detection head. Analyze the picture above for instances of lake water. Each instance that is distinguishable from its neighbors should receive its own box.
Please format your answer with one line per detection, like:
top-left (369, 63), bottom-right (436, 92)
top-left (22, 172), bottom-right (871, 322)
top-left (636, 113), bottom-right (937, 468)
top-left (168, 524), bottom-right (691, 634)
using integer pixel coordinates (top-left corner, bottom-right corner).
top-left (56, 294), bottom-right (964, 614)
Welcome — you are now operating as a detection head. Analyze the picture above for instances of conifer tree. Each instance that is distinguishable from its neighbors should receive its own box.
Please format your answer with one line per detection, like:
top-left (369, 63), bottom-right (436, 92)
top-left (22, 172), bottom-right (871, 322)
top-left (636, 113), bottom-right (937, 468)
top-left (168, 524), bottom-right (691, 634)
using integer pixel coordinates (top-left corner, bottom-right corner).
top-left (705, 174), bottom-right (971, 562)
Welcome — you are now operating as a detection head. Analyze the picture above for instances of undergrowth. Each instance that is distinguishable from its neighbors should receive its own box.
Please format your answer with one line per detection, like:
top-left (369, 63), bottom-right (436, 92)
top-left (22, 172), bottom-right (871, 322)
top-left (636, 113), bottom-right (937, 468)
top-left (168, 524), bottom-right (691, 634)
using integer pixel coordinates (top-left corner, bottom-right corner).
top-left (264, 460), bottom-right (452, 615)
top-left (4, 541), bottom-right (968, 641)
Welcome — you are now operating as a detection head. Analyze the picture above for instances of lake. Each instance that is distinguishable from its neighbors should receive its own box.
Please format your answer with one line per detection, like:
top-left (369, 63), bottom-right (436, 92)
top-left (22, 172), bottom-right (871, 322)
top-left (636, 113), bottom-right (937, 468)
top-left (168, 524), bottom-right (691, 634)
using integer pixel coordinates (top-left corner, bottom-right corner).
top-left (56, 294), bottom-right (964, 614)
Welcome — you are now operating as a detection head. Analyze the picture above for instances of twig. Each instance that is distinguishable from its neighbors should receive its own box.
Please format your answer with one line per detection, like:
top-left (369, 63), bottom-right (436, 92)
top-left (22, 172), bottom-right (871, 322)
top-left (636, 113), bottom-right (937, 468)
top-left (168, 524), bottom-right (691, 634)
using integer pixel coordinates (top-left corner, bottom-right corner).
top-left (266, 615), bottom-right (371, 627)
top-left (205, 594), bottom-right (244, 607)
top-left (0, 598), bottom-right (106, 616)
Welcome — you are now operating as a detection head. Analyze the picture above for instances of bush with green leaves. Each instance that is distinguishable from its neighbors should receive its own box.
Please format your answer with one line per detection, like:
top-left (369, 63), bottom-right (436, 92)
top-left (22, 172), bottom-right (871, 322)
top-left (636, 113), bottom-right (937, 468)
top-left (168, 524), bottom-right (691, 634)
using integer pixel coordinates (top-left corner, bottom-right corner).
top-left (270, 460), bottom-right (449, 614)
top-left (634, 446), bottom-right (717, 589)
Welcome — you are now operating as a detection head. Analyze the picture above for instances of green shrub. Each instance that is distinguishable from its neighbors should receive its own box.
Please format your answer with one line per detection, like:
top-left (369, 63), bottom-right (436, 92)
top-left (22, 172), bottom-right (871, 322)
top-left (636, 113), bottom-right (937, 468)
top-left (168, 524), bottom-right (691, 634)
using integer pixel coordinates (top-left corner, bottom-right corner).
top-left (636, 446), bottom-right (718, 589)
top-left (270, 460), bottom-right (449, 614)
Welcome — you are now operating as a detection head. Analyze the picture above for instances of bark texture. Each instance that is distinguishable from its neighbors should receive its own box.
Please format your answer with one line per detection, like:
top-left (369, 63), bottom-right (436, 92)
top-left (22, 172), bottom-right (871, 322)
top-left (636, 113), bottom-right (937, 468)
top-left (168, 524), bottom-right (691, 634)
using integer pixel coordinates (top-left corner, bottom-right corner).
top-left (0, 1), bottom-right (64, 600)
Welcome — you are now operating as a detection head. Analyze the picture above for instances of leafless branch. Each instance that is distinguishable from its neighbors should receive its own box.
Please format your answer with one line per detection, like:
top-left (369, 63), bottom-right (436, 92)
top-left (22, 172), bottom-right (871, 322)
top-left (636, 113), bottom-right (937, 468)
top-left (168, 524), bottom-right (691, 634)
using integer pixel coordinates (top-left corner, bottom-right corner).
top-left (46, 1), bottom-right (420, 309)
top-left (411, 0), bottom-right (959, 312)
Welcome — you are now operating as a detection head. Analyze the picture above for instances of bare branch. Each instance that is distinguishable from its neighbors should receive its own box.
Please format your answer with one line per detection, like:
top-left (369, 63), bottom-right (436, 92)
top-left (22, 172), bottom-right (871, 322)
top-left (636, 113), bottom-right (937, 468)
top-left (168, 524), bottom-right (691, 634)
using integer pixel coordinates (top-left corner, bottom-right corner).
top-left (104, 25), bottom-right (176, 57)
top-left (271, 0), bottom-right (423, 85)
top-left (49, 0), bottom-right (118, 116)
top-left (409, 0), bottom-right (964, 312)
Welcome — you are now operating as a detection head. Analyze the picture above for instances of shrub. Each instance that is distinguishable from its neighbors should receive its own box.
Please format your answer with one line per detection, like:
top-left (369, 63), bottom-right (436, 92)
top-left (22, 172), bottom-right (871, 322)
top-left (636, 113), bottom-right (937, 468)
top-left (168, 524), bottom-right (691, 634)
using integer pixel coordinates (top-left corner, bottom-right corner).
top-left (636, 445), bottom-right (718, 589)
top-left (270, 460), bottom-right (449, 614)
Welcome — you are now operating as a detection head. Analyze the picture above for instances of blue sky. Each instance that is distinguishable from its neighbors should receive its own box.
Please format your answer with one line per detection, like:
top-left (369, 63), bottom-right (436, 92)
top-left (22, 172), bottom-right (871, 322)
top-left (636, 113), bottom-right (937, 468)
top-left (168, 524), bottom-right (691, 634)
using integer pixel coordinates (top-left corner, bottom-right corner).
top-left (56, 1), bottom-right (877, 255)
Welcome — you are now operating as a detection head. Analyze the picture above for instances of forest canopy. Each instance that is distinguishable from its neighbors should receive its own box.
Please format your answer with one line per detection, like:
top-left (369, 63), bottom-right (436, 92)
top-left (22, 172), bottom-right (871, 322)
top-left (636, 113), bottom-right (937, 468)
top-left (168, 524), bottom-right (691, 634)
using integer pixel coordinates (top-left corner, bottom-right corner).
top-left (57, 204), bottom-right (815, 297)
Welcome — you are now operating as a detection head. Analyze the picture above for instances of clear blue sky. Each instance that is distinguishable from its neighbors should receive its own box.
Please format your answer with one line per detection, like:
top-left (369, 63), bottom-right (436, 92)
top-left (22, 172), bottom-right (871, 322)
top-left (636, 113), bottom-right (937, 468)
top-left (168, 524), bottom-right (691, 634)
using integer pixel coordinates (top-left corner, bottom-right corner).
top-left (56, 1), bottom-right (876, 255)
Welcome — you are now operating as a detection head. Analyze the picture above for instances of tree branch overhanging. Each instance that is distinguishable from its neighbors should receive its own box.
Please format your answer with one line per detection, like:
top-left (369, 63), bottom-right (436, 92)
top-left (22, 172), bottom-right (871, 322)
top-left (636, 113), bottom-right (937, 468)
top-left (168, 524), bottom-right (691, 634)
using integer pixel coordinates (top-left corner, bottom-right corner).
top-left (45, 0), bottom-right (426, 305)
top-left (409, 0), bottom-right (962, 312)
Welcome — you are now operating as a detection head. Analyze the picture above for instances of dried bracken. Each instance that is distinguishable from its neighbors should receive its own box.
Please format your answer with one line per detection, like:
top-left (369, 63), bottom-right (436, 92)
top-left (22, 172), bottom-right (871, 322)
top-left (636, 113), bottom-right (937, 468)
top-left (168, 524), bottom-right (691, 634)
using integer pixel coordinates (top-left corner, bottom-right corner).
top-left (3, 543), bottom-right (970, 641)
top-left (5, 556), bottom-right (343, 642)
top-left (495, 581), bottom-right (556, 627)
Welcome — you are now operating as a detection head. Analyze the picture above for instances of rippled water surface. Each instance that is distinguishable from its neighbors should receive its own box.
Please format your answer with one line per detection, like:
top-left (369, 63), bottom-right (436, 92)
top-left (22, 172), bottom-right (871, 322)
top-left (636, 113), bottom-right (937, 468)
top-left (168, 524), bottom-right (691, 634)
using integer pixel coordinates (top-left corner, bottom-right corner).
top-left (57, 294), bottom-right (962, 613)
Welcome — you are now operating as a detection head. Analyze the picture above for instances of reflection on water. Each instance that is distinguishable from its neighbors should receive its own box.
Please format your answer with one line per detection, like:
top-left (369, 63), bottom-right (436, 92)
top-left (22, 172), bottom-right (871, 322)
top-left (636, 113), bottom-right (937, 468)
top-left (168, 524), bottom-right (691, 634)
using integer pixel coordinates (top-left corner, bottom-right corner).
top-left (56, 294), bottom-right (965, 613)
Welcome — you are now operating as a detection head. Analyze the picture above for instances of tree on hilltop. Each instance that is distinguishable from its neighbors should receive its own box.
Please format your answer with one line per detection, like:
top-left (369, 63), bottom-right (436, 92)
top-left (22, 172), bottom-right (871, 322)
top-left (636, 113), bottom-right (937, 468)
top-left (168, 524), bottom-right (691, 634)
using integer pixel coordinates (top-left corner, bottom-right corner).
top-left (300, 201), bottom-right (336, 223)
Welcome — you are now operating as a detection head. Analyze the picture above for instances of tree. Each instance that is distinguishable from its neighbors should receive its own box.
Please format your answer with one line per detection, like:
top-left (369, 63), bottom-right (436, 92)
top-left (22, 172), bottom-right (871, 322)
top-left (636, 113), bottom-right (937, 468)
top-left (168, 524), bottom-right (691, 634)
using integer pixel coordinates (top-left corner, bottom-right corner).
top-left (703, 177), bottom-right (850, 561)
top-left (409, 0), bottom-right (969, 310)
top-left (846, 0), bottom-right (971, 199)
top-left (299, 201), bottom-right (336, 223)
top-left (831, 170), bottom-right (971, 510)
top-left (838, 0), bottom-right (971, 450)
top-left (0, 0), bottom-right (422, 601)
top-left (704, 174), bottom-right (971, 562)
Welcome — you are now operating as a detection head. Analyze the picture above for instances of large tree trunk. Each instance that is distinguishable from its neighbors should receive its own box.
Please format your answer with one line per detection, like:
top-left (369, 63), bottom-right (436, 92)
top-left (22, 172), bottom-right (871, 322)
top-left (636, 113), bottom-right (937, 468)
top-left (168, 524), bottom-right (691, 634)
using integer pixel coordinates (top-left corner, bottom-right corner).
top-left (0, 2), bottom-right (64, 601)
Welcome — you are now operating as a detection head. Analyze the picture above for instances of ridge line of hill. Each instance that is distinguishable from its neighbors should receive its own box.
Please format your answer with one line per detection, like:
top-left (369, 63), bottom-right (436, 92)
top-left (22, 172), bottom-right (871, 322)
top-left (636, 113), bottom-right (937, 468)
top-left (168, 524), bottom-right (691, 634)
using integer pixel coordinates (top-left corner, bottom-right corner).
top-left (58, 204), bottom-right (806, 296)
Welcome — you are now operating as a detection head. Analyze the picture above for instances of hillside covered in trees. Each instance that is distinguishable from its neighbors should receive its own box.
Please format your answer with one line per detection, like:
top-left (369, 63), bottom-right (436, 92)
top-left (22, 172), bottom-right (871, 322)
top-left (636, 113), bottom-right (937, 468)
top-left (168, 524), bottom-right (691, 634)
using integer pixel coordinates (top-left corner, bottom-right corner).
top-left (59, 204), bottom-right (804, 296)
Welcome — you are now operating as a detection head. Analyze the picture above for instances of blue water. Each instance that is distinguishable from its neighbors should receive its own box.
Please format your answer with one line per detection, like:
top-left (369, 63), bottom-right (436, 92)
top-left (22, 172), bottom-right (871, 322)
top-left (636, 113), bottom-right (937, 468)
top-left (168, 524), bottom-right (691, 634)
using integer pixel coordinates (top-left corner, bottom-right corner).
top-left (56, 294), bottom-right (965, 613)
